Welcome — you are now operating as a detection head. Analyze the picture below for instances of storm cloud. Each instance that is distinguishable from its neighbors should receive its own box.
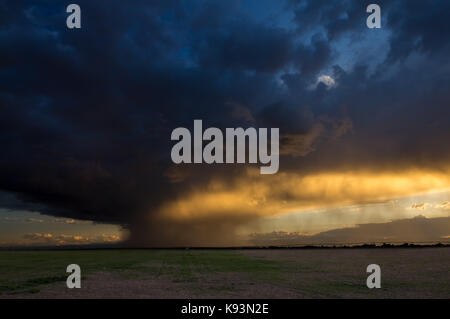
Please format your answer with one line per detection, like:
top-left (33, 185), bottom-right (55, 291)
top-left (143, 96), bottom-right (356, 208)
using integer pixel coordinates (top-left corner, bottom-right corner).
top-left (1, 1), bottom-right (450, 246)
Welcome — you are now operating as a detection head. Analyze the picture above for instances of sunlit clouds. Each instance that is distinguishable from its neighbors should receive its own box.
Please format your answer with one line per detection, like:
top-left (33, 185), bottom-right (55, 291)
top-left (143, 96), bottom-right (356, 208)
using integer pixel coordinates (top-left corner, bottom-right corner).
top-left (309, 75), bottom-right (337, 90)
top-left (2, 1), bottom-right (450, 246)
top-left (21, 233), bottom-right (122, 246)
top-left (158, 168), bottom-right (450, 222)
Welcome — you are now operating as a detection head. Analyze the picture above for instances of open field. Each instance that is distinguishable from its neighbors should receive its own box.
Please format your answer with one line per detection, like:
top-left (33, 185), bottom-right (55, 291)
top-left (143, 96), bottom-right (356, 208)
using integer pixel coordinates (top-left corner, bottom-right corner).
top-left (0, 248), bottom-right (449, 298)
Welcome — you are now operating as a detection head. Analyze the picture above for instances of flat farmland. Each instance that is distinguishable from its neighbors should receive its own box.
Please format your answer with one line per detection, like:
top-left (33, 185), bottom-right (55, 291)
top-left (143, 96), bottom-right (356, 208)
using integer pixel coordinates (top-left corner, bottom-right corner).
top-left (0, 248), bottom-right (448, 298)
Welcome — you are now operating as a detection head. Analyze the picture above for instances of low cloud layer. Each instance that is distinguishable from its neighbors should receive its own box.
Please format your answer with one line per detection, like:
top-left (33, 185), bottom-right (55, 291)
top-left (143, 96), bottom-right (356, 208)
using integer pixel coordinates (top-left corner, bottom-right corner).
top-left (250, 216), bottom-right (450, 245)
top-left (22, 233), bottom-right (121, 246)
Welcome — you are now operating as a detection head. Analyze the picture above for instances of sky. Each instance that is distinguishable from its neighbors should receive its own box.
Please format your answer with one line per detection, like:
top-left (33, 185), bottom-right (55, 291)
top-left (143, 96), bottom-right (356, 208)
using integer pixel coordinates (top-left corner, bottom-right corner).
top-left (0, 0), bottom-right (450, 246)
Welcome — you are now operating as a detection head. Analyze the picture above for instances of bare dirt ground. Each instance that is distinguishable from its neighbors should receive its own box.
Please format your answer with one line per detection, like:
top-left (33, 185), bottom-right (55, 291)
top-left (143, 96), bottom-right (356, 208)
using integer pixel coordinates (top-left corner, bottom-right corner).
top-left (241, 248), bottom-right (450, 298)
top-left (4, 271), bottom-right (303, 299)
top-left (1, 248), bottom-right (449, 299)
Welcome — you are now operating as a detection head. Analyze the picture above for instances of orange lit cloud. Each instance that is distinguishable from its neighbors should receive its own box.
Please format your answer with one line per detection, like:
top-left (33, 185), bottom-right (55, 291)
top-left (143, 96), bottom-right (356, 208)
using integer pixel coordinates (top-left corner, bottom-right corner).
top-left (437, 202), bottom-right (450, 210)
top-left (22, 233), bottom-right (121, 246)
top-left (157, 168), bottom-right (450, 222)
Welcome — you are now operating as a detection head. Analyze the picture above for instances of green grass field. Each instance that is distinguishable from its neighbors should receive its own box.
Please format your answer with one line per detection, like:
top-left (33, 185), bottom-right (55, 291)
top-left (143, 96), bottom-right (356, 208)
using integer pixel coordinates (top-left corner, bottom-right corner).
top-left (0, 248), bottom-right (449, 298)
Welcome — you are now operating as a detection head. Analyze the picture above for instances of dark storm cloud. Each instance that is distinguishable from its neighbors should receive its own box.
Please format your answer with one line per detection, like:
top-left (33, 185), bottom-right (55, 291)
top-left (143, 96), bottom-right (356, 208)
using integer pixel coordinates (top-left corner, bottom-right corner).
top-left (385, 0), bottom-right (450, 61)
top-left (1, 0), bottom-right (450, 245)
top-left (293, 34), bottom-right (332, 77)
top-left (290, 0), bottom-right (367, 39)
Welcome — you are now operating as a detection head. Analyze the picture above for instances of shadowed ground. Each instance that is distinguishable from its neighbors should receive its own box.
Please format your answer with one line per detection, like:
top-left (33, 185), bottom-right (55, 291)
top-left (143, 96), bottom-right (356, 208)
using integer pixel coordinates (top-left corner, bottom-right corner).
top-left (0, 248), bottom-right (448, 298)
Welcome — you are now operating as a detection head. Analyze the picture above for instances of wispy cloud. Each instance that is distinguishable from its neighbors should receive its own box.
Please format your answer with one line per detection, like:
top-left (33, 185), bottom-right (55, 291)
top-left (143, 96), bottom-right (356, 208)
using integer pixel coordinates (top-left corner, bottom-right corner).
top-left (411, 203), bottom-right (427, 210)
top-left (22, 233), bottom-right (121, 246)
top-left (52, 218), bottom-right (92, 225)
top-left (436, 202), bottom-right (450, 210)
top-left (2, 217), bottom-right (45, 223)
top-left (26, 218), bottom-right (44, 223)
